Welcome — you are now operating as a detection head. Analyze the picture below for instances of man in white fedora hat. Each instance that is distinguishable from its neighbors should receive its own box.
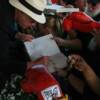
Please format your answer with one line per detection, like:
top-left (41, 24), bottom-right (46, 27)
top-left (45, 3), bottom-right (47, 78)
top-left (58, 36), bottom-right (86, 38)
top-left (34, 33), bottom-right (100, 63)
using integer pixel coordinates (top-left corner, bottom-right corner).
top-left (0, 1), bottom-right (70, 99)
top-left (9, 0), bottom-right (47, 39)
top-left (9, 0), bottom-right (46, 24)
top-left (0, 0), bottom-right (47, 78)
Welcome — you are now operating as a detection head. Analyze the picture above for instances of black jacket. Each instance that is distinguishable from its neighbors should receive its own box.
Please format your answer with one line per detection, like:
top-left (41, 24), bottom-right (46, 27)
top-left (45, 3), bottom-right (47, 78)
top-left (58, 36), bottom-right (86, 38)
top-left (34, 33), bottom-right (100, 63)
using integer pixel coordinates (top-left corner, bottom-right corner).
top-left (0, 0), bottom-right (28, 76)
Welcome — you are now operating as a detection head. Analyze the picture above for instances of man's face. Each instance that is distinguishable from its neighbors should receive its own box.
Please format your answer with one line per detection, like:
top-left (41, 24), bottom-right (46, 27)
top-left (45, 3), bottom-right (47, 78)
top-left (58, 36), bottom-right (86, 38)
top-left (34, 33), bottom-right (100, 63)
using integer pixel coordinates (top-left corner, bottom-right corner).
top-left (15, 10), bottom-right (38, 36)
top-left (15, 10), bottom-right (37, 29)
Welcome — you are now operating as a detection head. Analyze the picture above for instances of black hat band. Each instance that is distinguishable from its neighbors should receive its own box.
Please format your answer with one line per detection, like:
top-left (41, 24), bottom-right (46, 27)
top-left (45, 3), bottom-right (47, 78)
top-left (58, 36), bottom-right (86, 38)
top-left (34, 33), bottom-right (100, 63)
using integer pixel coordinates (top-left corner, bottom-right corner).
top-left (19, 0), bottom-right (43, 15)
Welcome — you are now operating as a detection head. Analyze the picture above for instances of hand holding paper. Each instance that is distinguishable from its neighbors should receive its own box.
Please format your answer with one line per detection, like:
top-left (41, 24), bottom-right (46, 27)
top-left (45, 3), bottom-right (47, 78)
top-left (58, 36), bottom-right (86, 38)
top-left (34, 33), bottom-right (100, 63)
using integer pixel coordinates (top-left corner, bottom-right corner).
top-left (24, 34), bottom-right (68, 73)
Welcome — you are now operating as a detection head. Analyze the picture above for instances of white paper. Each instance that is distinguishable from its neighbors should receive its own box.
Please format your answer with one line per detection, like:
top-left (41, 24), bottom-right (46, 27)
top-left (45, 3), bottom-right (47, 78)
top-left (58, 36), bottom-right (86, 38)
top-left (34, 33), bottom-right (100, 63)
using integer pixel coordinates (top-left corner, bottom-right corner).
top-left (24, 34), bottom-right (68, 73)
top-left (24, 34), bottom-right (60, 60)
top-left (46, 4), bottom-right (79, 13)
top-left (56, 8), bottom-right (79, 13)
top-left (46, 4), bottom-right (64, 10)
top-left (47, 53), bottom-right (67, 73)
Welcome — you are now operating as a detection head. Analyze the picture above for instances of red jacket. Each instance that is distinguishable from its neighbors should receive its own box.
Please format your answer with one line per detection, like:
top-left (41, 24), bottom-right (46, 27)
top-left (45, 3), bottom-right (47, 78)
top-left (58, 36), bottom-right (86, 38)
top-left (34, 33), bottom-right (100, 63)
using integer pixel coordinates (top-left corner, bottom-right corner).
top-left (51, 0), bottom-right (58, 4)
top-left (21, 57), bottom-right (63, 100)
top-left (63, 12), bottom-right (100, 33)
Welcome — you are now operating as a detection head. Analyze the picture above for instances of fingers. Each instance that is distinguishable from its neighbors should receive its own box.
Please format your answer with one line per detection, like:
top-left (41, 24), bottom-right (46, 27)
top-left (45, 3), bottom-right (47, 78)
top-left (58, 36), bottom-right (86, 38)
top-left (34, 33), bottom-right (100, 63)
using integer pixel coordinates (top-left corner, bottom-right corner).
top-left (68, 54), bottom-right (88, 72)
top-left (42, 56), bottom-right (49, 66)
top-left (90, 29), bottom-right (97, 36)
top-left (90, 28), bottom-right (100, 36)
top-left (33, 56), bottom-right (49, 66)
top-left (27, 56), bottom-right (49, 69)
top-left (68, 54), bottom-right (82, 69)
top-left (16, 32), bottom-right (34, 41)
top-left (22, 34), bottom-right (34, 41)
top-left (68, 54), bottom-right (81, 65)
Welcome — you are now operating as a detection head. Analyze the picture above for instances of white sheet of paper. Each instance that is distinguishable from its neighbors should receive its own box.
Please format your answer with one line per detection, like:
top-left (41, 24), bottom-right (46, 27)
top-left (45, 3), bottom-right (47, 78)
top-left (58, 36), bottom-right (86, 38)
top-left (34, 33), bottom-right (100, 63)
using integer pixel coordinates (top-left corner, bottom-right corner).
top-left (46, 4), bottom-right (64, 10)
top-left (24, 34), bottom-right (60, 60)
top-left (47, 53), bottom-right (67, 73)
top-left (24, 34), bottom-right (68, 72)
top-left (46, 4), bottom-right (79, 13)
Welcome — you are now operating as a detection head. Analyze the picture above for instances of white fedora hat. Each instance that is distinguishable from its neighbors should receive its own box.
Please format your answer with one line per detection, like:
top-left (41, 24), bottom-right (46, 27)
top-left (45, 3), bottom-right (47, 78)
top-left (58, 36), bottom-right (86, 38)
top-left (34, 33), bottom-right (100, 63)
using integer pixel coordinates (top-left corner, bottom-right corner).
top-left (9, 0), bottom-right (47, 24)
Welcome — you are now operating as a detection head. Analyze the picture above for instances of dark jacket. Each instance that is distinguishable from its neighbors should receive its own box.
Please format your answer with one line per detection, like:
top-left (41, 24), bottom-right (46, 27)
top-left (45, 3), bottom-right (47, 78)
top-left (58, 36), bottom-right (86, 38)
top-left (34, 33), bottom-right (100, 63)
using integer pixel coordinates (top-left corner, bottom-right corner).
top-left (0, 0), bottom-right (28, 76)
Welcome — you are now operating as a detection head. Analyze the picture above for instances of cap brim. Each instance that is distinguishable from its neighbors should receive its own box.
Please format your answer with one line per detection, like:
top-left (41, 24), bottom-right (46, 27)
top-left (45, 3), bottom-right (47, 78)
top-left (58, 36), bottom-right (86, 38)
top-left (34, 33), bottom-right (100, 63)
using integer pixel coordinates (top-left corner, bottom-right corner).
top-left (9, 0), bottom-right (46, 24)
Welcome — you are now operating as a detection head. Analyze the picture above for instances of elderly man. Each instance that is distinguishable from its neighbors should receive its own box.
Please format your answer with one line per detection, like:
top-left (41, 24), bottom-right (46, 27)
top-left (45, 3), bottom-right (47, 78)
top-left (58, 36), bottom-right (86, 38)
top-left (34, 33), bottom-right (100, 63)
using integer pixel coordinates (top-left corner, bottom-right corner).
top-left (0, 0), bottom-right (46, 77)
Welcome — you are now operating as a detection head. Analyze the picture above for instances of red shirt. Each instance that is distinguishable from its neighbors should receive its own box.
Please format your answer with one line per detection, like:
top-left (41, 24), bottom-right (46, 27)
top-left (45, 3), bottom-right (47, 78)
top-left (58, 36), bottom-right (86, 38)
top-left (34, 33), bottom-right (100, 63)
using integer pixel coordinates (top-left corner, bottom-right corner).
top-left (51, 0), bottom-right (58, 4)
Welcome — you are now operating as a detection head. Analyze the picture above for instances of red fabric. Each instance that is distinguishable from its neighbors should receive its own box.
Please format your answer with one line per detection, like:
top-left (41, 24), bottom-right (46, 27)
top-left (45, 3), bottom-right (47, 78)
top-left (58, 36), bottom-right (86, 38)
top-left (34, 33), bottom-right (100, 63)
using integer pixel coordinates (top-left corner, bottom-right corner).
top-left (63, 12), bottom-right (100, 33)
top-left (21, 57), bottom-right (63, 100)
top-left (51, 0), bottom-right (58, 4)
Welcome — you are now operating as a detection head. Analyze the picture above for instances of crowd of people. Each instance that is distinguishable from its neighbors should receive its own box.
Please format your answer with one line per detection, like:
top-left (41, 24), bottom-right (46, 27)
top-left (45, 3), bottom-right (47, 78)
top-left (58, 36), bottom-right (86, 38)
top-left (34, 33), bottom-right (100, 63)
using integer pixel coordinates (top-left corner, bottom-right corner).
top-left (0, 0), bottom-right (100, 100)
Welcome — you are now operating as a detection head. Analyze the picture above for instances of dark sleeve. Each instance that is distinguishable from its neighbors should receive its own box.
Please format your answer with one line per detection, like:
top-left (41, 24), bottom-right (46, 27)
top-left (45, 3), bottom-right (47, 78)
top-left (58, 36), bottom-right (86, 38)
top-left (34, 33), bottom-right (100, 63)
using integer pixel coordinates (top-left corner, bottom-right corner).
top-left (0, 61), bottom-right (27, 75)
top-left (0, 0), bottom-right (18, 40)
top-left (0, 1), bottom-right (27, 75)
top-left (0, 30), bottom-right (27, 75)
top-left (76, 31), bottom-right (93, 49)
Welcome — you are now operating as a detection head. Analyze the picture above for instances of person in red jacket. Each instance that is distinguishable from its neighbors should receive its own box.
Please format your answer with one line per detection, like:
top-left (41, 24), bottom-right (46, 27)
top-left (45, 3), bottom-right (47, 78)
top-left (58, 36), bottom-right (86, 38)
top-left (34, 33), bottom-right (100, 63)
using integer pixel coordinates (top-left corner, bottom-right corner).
top-left (63, 11), bottom-right (100, 33)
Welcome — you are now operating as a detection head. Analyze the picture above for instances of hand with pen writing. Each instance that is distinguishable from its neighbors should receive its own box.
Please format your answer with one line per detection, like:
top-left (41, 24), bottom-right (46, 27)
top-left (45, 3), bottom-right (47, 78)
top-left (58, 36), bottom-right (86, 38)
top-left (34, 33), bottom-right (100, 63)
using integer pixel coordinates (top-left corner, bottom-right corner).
top-left (68, 54), bottom-right (89, 72)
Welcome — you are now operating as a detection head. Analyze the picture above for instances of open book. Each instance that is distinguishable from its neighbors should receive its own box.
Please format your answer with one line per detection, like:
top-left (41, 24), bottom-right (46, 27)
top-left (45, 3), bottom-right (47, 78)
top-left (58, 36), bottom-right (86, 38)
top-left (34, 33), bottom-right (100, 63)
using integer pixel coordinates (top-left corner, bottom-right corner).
top-left (24, 34), bottom-right (67, 73)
